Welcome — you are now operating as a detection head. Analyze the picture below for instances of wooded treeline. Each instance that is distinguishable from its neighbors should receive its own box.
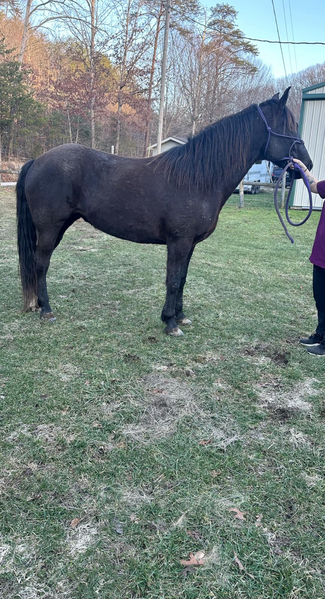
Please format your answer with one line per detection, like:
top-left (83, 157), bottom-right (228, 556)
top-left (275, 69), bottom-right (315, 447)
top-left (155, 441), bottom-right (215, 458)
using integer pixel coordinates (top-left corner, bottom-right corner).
top-left (0, 0), bottom-right (325, 161)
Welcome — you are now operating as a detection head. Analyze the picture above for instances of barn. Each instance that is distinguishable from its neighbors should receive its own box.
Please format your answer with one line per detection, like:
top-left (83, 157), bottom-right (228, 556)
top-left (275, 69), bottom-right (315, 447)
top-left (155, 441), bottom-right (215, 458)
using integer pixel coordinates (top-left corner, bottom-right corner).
top-left (292, 81), bottom-right (325, 210)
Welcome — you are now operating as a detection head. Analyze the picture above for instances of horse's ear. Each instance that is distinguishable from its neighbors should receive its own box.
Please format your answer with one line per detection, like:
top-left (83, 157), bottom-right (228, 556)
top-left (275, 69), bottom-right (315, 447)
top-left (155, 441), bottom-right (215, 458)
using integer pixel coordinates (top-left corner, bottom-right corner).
top-left (271, 93), bottom-right (280, 100)
top-left (279, 87), bottom-right (291, 109)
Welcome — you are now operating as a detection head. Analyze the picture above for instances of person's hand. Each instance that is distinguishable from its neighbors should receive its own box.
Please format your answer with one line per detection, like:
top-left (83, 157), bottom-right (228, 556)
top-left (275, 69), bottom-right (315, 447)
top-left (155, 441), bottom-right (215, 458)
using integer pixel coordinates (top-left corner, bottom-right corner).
top-left (293, 159), bottom-right (319, 192)
top-left (292, 158), bottom-right (308, 172)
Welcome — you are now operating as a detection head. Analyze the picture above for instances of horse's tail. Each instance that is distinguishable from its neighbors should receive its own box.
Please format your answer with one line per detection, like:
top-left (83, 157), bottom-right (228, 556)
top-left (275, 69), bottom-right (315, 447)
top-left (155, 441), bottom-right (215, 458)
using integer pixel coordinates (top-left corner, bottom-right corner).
top-left (16, 159), bottom-right (37, 311)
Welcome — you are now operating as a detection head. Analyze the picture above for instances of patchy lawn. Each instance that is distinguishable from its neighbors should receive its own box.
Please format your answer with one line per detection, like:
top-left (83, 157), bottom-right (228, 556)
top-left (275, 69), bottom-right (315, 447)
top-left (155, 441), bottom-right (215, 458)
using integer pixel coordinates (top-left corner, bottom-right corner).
top-left (0, 187), bottom-right (324, 598)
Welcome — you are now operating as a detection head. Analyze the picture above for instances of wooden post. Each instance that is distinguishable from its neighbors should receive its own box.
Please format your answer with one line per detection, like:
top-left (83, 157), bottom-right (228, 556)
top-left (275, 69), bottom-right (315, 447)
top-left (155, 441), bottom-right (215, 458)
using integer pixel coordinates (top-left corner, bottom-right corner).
top-left (281, 176), bottom-right (286, 209)
top-left (239, 180), bottom-right (244, 208)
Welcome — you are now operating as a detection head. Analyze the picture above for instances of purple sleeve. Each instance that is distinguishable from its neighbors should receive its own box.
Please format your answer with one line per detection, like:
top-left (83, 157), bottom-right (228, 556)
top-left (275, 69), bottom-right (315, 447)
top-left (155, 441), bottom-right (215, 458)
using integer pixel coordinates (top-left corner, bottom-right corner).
top-left (317, 180), bottom-right (325, 199)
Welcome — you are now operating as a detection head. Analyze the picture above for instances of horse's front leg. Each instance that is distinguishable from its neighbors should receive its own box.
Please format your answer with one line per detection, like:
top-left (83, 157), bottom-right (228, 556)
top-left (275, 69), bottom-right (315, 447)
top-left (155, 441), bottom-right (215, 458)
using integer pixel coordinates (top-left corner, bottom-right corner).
top-left (175, 245), bottom-right (195, 325)
top-left (161, 238), bottom-right (193, 336)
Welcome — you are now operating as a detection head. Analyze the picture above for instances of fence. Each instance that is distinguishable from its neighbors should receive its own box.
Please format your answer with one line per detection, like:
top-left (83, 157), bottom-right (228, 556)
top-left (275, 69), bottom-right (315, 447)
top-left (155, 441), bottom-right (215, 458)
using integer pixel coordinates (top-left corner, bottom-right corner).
top-left (0, 168), bottom-right (20, 186)
top-left (238, 178), bottom-right (286, 209)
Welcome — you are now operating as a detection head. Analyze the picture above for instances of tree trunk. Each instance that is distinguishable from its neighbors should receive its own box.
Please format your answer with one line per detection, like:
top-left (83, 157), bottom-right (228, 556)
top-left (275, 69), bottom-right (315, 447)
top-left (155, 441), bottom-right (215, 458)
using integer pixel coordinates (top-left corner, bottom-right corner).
top-left (191, 27), bottom-right (206, 137)
top-left (143, 4), bottom-right (163, 157)
top-left (66, 104), bottom-right (73, 143)
top-left (115, 0), bottom-right (132, 155)
top-left (156, 0), bottom-right (171, 154)
top-left (90, 0), bottom-right (96, 148)
top-left (115, 91), bottom-right (123, 155)
top-left (75, 116), bottom-right (80, 143)
top-left (19, 0), bottom-right (33, 66)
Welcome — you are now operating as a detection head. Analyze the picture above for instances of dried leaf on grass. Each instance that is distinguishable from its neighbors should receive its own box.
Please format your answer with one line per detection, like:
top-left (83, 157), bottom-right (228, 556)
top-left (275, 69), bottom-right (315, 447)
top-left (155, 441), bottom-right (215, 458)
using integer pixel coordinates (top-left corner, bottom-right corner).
top-left (70, 518), bottom-right (80, 529)
top-left (229, 507), bottom-right (246, 521)
top-left (234, 553), bottom-right (245, 571)
top-left (211, 470), bottom-right (222, 477)
top-left (234, 552), bottom-right (255, 579)
top-left (173, 511), bottom-right (187, 528)
top-left (198, 439), bottom-right (213, 446)
top-left (180, 551), bottom-right (205, 566)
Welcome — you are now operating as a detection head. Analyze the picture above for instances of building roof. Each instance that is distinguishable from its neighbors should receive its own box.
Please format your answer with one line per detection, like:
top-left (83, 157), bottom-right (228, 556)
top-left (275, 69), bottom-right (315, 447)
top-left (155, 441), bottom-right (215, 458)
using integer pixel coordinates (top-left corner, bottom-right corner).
top-left (148, 136), bottom-right (187, 150)
top-left (302, 81), bottom-right (325, 93)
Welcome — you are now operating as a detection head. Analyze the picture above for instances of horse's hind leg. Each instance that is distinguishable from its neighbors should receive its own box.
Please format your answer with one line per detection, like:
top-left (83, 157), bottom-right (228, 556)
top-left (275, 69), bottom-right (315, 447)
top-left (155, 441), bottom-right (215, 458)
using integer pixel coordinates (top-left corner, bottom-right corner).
top-left (35, 231), bottom-right (58, 320)
top-left (175, 245), bottom-right (195, 325)
top-left (36, 216), bottom-right (81, 320)
top-left (162, 238), bottom-right (193, 336)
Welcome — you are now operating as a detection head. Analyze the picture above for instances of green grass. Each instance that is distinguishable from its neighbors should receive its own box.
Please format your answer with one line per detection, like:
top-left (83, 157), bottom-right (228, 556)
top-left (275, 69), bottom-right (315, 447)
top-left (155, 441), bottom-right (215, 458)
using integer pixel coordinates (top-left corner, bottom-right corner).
top-left (1, 188), bottom-right (325, 598)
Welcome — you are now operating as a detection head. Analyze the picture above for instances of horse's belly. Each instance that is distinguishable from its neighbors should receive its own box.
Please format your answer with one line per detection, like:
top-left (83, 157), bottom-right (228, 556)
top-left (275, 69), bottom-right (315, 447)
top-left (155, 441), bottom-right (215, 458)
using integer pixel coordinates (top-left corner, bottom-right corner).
top-left (85, 209), bottom-right (166, 244)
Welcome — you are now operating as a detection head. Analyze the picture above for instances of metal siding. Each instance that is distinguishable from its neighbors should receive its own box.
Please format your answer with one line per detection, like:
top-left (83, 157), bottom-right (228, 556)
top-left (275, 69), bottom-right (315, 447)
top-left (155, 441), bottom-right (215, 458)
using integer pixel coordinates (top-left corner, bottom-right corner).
top-left (293, 86), bottom-right (325, 210)
top-left (303, 82), bottom-right (325, 93)
top-left (306, 85), bottom-right (325, 94)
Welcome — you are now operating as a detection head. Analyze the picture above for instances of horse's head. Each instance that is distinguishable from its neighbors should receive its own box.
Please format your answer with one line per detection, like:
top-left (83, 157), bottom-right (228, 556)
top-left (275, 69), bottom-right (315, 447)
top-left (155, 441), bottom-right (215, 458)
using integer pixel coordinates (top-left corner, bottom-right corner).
top-left (258, 88), bottom-right (313, 171)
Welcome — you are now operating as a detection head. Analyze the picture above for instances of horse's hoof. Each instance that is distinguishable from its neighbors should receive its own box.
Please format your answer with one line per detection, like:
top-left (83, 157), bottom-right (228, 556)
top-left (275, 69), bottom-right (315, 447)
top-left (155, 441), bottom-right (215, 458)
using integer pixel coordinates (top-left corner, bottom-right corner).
top-left (165, 326), bottom-right (184, 337)
top-left (176, 317), bottom-right (192, 325)
top-left (40, 312), bottom-right (56, 322)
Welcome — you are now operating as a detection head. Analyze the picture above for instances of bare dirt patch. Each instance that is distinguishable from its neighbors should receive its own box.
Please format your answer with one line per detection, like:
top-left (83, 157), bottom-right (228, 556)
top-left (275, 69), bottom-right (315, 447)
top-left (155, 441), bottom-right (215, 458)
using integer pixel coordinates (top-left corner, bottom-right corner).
top-left (122, 374), bottom-right (198, 443)
top-left (243, 344), bottom-right (289, 366)
top-left (67, 522), bottom-right (98, 556)
top-left (257, 378), bottom-right (319, 417)
top-left (122, 487), bottom-right (153, 507)
top-left (122, 373), bottom-right (240, 449)
top-left (53, 363), bottom-right (82, 382)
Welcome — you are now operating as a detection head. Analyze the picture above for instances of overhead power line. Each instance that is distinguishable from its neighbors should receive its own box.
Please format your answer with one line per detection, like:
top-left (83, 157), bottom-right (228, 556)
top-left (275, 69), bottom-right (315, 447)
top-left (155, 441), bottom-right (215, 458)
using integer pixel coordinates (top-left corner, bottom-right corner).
top-left (287, 0), bottom-right (298, 71)
top-left (270, 0), bottom-right (287, 79)
top-left (175, 11), bottom-right (325, 46)
top-left (281, 0), bottom-right (293, 73)
top-left (242, 37), bottom-right (325, 46)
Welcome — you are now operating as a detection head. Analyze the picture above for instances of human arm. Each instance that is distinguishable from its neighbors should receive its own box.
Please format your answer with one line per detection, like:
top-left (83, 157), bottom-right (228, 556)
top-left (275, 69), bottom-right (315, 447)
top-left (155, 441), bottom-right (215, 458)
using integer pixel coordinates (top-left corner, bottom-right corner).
top-left (292, 158), bottom-right (319, 193)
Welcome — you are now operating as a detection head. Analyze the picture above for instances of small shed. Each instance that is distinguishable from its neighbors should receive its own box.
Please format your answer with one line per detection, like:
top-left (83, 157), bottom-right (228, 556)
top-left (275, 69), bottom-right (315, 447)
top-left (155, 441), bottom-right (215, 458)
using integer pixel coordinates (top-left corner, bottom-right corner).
top-left (292, 81), bottom-right (325, 210)
top-left (148, 136), bottom-right (186, 157)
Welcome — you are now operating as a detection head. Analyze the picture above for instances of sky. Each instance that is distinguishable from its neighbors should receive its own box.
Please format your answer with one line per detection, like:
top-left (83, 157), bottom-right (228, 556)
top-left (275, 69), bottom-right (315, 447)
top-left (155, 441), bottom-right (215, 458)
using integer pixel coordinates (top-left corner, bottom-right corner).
top-left (206, 0), bottom-right (325, 79)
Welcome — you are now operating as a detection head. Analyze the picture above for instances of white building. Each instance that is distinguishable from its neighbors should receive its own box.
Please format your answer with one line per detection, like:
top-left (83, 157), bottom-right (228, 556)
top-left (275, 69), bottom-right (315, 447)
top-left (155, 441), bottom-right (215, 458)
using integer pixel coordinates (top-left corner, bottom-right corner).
top-left (147, 136), bottom-right (187, 157)
top-left (292, 81), bottom-right (325, 210)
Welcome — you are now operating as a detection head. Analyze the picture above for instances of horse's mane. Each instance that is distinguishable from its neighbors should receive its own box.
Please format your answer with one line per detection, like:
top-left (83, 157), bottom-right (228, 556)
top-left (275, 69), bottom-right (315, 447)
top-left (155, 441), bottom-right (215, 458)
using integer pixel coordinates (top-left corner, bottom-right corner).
top-left (153, 100), bottom-right (297, 191)
top-left (153, 104), bottom-right (258, 191)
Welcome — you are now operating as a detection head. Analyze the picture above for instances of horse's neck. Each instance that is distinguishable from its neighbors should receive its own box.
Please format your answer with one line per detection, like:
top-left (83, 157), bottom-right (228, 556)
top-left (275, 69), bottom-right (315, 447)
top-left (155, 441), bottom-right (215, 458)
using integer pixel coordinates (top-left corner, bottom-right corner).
top-left (232, 152), bottom-right (261, 190)
top-left (221, 116), bottom-right (265, 198)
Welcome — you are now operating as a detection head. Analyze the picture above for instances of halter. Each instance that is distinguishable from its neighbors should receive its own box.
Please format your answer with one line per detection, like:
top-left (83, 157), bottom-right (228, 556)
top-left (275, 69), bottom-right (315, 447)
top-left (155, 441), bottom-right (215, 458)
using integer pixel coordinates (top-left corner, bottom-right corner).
top-left (256, 104), bottom-right (313, 244)
top-left (256, 104), bottom-right (303, 159)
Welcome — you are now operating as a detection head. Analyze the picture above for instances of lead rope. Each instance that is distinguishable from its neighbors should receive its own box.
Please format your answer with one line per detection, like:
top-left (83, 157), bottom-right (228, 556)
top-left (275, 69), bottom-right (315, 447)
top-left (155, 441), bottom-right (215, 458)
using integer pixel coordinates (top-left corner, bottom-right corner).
top-left (274, 159), bottom-right (313, 244)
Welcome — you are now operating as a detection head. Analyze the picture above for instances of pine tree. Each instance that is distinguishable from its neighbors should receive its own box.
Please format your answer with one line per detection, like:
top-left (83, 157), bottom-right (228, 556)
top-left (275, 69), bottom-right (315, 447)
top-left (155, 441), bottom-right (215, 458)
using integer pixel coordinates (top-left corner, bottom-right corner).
top-left (0, 35), bottom-right (44, 169)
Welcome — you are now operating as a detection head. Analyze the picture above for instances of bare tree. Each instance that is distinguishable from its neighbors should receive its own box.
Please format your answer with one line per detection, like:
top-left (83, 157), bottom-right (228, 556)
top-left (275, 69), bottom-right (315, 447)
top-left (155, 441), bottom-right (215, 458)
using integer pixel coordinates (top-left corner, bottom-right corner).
top-left (278, 62), bottom-right (325, 122)
top-left (111, 0), bottom-right (154, 154)
top-left (34, 0), bottom-right (114, 148)
top-left (142, 0), bottom-right (164, 156)
top-left (167, 3), bottom-right (259, 136)
top-left (173, 25), bottom-right (207, 136)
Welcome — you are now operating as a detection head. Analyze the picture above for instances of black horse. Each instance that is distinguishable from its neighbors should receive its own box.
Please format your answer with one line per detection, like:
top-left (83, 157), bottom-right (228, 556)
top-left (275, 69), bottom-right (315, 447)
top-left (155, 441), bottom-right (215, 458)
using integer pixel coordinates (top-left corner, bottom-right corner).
top-left (17, 88), bottom-right (312, 335)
